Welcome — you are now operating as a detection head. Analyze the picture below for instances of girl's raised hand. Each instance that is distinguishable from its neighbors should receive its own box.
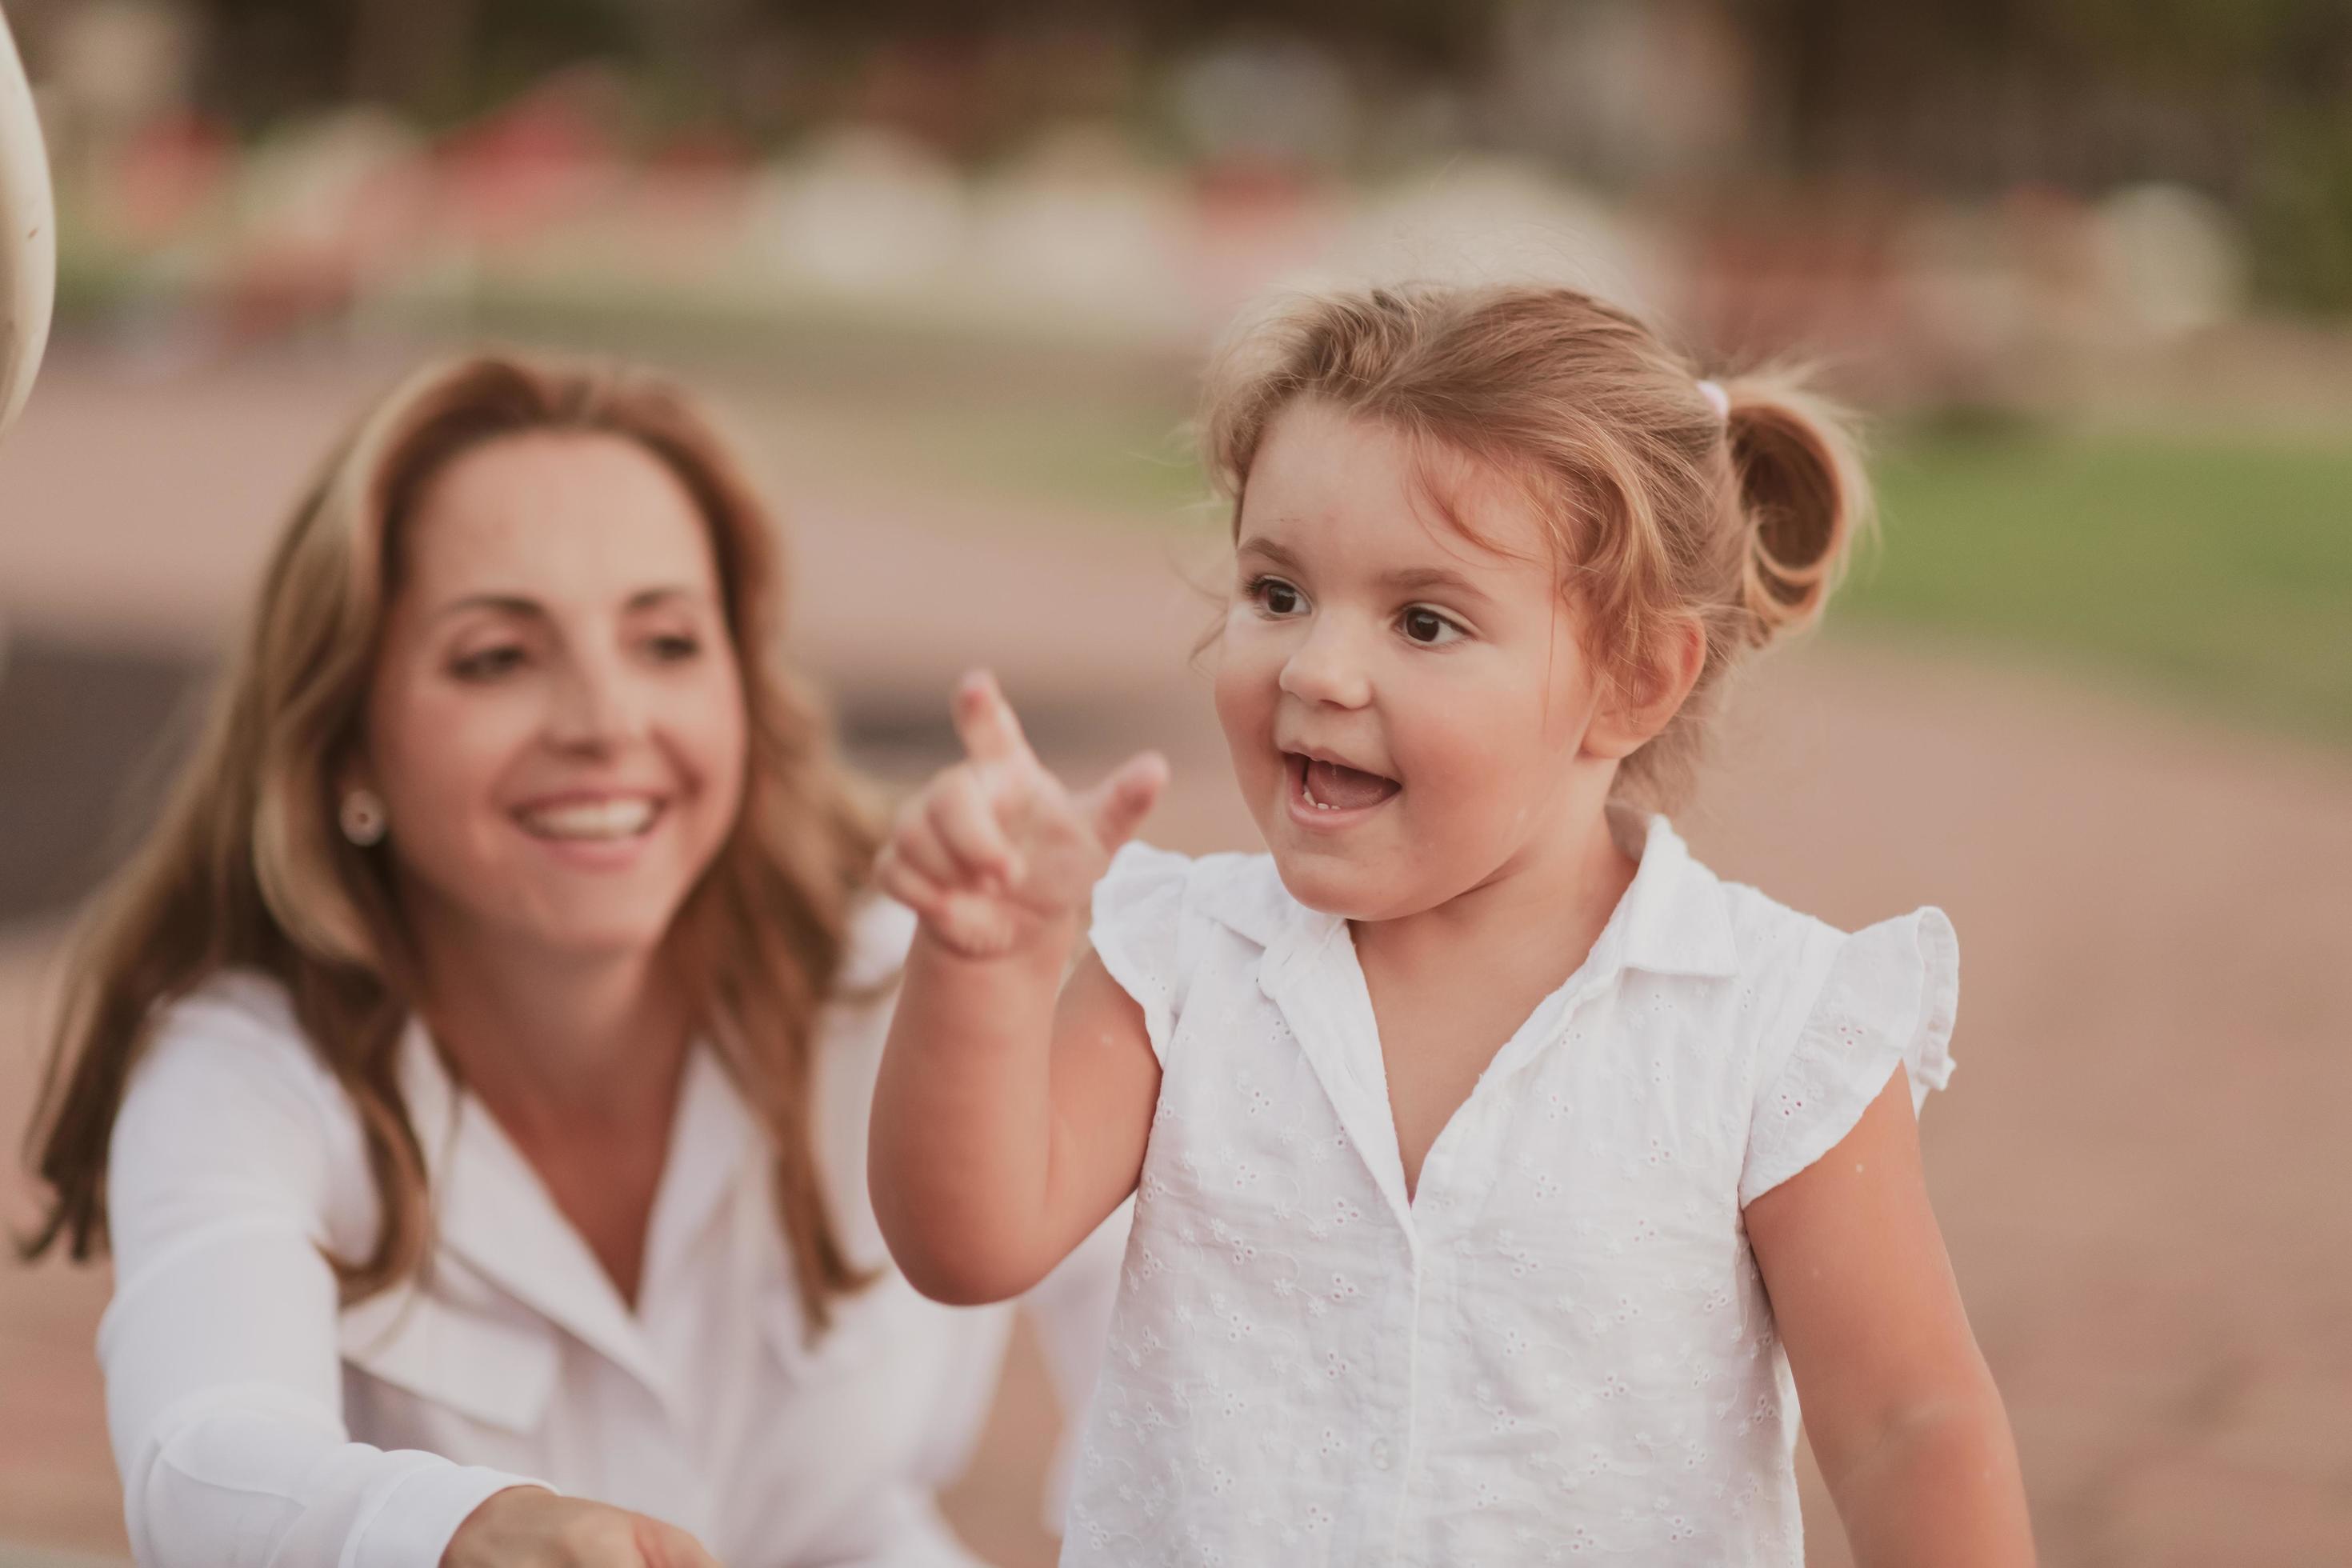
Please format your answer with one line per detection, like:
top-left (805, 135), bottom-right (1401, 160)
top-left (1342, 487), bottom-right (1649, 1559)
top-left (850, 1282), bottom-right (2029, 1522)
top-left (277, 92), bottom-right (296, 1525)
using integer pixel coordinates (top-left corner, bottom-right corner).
top-left (876, 670), bottom-right (1166, 959)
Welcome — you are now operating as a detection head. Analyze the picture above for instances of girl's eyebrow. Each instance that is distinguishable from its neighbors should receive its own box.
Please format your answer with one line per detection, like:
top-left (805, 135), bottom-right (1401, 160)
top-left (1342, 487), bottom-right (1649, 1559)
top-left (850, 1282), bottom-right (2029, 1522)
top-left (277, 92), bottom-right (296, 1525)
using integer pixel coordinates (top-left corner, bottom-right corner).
top-left (1382, 564), bottom-right (1493, 606)
top-left (1234, 536), bottom-right (1304, 571)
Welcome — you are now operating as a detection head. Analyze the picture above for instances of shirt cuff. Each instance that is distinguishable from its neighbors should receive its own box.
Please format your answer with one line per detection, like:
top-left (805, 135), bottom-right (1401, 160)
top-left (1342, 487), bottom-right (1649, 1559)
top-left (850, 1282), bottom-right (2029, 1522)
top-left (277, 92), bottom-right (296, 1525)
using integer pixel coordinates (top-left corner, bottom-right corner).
top-left (350, 1461), bottom-right (558, 1568)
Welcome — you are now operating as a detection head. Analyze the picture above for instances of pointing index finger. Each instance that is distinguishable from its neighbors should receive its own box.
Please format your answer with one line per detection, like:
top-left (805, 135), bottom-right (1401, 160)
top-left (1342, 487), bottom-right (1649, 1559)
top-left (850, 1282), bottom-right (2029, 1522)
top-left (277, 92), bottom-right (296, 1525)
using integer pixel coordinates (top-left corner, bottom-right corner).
top-left (952, 670), bottom-right (1034, 767)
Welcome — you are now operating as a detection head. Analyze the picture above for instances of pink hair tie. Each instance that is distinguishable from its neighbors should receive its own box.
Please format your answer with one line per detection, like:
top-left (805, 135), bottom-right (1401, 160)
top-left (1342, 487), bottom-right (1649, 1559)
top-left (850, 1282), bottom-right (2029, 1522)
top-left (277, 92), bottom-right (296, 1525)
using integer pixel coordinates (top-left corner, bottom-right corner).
top-left (1696, 378), bottom-right (1730, 422)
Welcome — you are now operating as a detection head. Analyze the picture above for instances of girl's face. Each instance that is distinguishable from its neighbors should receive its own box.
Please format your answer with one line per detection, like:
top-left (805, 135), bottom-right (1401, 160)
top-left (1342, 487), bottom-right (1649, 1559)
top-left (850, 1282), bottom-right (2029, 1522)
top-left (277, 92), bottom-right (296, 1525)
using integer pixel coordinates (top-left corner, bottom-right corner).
top-left (362, 431), bottom-right (748, 966)
top-left (1213, 398), bottom-right (1619, 921)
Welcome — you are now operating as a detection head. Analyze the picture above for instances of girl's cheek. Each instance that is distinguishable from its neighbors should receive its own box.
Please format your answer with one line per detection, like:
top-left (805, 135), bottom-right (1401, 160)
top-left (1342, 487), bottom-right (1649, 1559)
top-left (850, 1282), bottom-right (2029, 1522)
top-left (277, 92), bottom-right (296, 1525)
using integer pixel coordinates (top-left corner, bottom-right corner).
top-left (1210, 630), bottom-right (1271, 719)
top-left (1398, 690), bottom-right (1518, 806)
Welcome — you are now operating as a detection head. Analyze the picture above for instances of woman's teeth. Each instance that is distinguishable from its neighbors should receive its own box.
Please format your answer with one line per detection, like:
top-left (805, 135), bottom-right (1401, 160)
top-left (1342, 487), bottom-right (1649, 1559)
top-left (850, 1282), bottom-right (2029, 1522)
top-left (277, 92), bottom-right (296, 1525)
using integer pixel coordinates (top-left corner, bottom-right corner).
top-left (519, 798), bottom-right (658, 840)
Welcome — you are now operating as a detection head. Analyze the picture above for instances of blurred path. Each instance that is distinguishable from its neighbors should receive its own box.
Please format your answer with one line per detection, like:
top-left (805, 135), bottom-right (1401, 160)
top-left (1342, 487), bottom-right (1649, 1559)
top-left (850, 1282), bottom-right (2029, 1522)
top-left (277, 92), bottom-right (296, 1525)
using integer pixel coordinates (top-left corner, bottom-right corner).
top-left (3, 348), bottom-right (2348, 1566)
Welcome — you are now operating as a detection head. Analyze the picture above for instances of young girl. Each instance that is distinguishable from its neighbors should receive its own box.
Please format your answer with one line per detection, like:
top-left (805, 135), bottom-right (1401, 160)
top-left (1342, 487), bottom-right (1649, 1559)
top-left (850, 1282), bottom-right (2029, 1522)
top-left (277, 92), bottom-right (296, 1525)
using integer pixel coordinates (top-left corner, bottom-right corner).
top-left (868, 285), bottom-right (2034, 1565)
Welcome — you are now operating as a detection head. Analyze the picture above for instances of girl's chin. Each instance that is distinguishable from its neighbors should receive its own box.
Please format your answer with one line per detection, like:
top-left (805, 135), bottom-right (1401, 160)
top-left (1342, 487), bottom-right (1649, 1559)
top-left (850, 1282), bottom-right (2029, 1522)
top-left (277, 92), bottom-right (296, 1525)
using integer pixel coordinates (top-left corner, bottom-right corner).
top-left (1266, 845), bottom-right (1400, 922)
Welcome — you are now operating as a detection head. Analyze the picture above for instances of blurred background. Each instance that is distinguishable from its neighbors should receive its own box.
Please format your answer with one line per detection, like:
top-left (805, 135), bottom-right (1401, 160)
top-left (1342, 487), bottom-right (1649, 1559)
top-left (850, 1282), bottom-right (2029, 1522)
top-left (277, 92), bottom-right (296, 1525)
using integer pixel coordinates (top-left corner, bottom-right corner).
top-left (1, 1), bottom-right (2348, 1563)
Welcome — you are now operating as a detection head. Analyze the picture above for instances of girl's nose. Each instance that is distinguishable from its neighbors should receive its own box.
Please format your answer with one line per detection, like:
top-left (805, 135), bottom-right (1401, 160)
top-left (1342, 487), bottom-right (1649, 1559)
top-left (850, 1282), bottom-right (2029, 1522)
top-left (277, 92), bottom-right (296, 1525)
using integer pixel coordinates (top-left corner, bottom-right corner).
top-left (1278, 618), bottom-right (1373, 710)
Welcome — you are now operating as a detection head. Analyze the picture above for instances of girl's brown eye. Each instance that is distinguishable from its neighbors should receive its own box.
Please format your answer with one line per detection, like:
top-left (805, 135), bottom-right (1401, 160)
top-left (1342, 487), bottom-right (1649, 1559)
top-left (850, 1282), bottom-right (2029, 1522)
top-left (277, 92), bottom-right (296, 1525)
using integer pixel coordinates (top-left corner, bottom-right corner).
top-left (1403, 609), bottom-right (1448, 643)
top-left (1248, 574), bottom-right (1305, 616)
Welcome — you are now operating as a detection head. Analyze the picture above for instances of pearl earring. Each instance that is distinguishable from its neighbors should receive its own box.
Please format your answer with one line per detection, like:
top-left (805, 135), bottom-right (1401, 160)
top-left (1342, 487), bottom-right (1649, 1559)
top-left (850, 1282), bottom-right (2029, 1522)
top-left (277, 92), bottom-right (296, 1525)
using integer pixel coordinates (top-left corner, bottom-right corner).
top-left (339, 789), bottom-right (388, 846)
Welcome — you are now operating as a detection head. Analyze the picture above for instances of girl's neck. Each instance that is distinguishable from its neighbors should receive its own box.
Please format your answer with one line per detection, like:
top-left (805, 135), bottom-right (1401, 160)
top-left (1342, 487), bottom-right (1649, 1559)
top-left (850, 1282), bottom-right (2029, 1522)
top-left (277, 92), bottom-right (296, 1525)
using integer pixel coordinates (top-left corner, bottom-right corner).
top-left (1351, 801), bottom-right (1638, 1004)
top-left (408, 916), bottom-right (693, 1145)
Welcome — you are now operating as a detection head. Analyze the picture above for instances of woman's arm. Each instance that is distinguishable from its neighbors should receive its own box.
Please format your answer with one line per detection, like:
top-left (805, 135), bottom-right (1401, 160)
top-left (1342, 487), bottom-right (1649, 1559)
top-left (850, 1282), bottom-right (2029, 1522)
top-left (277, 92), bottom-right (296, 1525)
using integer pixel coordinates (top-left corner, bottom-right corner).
top-left (1018, 1198), bottom-right (1133, 1527)
top-left (102, 991), bottom-right (715, 1568)
top-left (868, 673), bottom-right (1165, 1306)
top-left (1745, 1068), bottom-right (2035, 1566)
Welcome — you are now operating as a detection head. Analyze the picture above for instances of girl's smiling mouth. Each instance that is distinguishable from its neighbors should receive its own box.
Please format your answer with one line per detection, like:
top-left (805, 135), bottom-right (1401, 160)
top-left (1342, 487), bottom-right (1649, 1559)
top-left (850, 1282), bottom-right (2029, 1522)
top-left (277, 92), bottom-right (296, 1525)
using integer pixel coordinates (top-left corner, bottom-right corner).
top-left (1285, 750), bottom-right (1402, 824)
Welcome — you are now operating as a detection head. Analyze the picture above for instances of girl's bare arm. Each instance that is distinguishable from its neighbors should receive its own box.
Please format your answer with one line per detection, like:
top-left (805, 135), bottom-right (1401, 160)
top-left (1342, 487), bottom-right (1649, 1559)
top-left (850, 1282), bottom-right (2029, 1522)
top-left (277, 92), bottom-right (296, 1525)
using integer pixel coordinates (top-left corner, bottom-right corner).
top-left (1746, 1070), bottom-right (2036, 1566)
top-left (868, 672), bottom-right (1166, 1304)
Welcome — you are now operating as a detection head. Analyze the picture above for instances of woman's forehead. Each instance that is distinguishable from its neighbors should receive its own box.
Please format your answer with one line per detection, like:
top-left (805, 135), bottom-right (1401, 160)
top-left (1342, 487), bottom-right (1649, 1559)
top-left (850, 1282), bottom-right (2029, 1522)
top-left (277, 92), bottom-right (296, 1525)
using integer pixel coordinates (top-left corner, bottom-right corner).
top-left (402, 431), bottom-right (720, 599)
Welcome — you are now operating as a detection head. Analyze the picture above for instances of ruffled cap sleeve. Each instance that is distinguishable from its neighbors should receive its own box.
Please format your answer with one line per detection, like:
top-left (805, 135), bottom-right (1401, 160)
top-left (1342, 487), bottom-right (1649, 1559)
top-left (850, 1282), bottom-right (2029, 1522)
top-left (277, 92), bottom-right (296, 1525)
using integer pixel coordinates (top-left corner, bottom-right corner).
top-left (1740, 908), bottom-right (1959, 1206)
top-left (1087, 842), bottom-right (1196, 1065)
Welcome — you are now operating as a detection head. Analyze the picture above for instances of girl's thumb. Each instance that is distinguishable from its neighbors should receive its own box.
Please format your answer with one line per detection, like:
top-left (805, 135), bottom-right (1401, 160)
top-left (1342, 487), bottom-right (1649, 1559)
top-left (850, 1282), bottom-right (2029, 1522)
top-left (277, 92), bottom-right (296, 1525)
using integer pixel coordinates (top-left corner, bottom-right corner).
top-left (1085, 751), bottom-right (1168, 850)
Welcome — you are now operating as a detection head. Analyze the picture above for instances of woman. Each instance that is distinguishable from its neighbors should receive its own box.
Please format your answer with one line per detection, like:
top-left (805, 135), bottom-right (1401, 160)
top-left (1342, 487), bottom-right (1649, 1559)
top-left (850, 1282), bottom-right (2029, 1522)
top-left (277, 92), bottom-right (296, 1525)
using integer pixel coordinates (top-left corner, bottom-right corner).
top-left (22, 353), bottom-right (1120, 1566)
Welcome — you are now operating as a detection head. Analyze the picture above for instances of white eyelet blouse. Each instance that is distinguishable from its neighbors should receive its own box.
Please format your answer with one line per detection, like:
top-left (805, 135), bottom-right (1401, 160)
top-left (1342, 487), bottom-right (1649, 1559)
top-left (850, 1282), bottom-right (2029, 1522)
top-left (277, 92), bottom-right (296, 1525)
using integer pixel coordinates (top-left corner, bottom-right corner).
top-left (1064, 814), bottom-right (1958, 1567)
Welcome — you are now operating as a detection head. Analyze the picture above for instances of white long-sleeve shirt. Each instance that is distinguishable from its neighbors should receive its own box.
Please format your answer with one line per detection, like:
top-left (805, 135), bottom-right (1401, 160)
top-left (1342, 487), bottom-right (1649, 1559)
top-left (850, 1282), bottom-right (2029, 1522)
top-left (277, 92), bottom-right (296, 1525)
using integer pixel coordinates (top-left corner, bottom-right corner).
top-left (98, 901), bottom-right (1122, 1568)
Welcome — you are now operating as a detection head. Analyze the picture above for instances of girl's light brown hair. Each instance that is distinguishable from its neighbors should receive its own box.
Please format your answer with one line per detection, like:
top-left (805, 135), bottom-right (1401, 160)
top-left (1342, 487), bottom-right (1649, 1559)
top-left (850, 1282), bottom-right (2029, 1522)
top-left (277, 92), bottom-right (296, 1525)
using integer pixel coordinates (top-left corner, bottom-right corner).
top-left (22, 351), bottom-right (883, 1331)
top-left (1202, 282), bottom-right (1871, 810)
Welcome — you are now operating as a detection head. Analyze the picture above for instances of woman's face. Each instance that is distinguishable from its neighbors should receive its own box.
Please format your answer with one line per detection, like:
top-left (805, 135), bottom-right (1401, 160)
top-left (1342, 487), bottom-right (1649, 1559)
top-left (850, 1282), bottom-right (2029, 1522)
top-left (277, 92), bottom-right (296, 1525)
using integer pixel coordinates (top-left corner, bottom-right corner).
top-left (362, 430), bottom-right (748, 966)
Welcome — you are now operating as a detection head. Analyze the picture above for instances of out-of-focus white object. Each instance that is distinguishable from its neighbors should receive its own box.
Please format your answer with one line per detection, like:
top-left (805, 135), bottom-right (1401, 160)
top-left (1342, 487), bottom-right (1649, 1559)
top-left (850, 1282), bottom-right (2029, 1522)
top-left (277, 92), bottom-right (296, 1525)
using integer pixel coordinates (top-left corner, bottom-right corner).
top-left (2094, 182), bottom-right (2249, 342)
top-left (1324, 158), bottom-right (1669, 318)
top-left (1, 1), bottom-right (58, 442)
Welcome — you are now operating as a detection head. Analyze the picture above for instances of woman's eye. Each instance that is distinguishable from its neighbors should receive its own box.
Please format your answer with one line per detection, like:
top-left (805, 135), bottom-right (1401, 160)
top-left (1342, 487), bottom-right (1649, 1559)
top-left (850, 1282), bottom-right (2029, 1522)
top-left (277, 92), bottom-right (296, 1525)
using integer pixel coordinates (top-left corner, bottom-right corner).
top-left (1401, 606), bottom-right (1465, 646)
top-left (451, 646), bottom-right (525, 680)
top-left (1249, 576), bottom-right (1306, 616)
top-left (647, 633), bottom-right (702, 662)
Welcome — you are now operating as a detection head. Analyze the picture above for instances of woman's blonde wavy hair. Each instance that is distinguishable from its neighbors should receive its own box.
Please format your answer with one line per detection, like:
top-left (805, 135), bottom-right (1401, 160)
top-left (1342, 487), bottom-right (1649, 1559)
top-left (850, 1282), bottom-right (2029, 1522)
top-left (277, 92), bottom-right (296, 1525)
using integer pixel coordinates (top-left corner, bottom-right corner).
top-left (1202, 282), bottom-right (1873, 811)
top-left (23, 350), bottom-right (884, 1330)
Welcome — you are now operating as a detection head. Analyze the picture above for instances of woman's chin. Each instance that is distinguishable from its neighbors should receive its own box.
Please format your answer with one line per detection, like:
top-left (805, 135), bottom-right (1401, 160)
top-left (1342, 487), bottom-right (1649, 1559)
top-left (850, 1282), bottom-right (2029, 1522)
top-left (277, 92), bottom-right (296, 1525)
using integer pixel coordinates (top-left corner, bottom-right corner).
top-left (483, 892), bottom-right (692, 969)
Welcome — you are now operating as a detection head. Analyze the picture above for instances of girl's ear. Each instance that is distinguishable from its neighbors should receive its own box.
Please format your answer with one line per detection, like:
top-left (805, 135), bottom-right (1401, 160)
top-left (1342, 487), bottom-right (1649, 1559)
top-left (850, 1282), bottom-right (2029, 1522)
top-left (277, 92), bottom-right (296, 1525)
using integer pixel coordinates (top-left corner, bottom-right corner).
top-left (1586, 616), bottom-right (1707, 762)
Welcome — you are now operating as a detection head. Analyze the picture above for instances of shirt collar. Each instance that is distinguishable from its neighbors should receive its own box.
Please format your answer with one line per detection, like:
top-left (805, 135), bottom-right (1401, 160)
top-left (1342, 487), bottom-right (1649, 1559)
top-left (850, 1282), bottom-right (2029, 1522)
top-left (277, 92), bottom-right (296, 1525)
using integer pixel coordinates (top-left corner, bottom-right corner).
top-left (1607, 810), bottom-right (1742, 981)
top-left (394, 1021), bottom-right (762, 1404)
top-left (1226, 808), bottom-right (1742, 985)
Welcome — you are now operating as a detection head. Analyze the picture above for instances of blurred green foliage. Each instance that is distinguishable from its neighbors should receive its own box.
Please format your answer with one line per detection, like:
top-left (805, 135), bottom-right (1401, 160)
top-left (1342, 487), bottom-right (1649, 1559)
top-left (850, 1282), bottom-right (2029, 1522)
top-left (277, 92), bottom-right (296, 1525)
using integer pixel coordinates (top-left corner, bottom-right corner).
top-left (1851, 428), bottom-right (2352, 742)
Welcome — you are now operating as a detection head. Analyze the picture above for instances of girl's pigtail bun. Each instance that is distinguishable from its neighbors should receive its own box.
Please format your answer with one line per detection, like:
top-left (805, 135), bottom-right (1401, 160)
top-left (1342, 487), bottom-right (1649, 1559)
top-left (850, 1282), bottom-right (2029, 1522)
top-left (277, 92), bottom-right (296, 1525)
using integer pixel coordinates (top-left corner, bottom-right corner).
top-left (1720, 373), bottom-right (1873, 647)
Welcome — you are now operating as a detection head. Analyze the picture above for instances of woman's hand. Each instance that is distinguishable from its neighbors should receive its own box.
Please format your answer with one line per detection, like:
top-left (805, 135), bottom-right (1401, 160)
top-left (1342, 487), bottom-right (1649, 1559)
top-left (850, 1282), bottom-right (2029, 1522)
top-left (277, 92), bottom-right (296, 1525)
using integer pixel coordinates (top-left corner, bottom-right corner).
top-left (874, 670), bottom-right (1166, 961)
top-left (442, 1487), bottom-right (722, 1568)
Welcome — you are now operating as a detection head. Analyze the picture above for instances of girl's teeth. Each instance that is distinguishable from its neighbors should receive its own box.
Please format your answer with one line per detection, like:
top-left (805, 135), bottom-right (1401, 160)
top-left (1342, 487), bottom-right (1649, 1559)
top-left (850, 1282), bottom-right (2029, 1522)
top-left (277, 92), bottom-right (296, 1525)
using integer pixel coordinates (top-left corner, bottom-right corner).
top-left (524, 799), bottom-right (656, 839)
top-left (1301, 757), bottom-right (1399, 811)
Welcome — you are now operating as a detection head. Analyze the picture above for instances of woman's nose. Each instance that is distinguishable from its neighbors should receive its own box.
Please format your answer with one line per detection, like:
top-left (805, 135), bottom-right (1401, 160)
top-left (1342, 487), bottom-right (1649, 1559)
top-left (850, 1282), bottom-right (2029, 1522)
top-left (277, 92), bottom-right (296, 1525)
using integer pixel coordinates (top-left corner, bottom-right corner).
top-left (1278, 618), bottom-right (1373, 710)
top-left (546, 654), bottom-right (646, 751)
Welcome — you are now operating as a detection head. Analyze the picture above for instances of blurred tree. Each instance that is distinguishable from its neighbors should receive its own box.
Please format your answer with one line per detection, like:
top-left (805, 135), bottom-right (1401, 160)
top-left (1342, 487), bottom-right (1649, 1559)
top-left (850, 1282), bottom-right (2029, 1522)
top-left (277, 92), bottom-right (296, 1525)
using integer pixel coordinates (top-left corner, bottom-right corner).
top-left (756, 0), bottom-right (1499, 73)
top-left (175, 0), bottom-right (1505, 128)
top-left (185, 0), bottom-right (646, 127)
top-left (1727, 0), bottom-right (2352, 305)
top-left (1733, 0), bottom-right (2350, 189)
top-left (130, 0), bottom-right (2352, 308)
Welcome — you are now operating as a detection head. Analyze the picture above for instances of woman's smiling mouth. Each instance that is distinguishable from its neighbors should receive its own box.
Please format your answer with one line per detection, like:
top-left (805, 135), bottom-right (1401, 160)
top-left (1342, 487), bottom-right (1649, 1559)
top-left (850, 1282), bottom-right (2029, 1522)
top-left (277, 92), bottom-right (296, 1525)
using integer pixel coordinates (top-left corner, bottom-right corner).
top-left (514, 794), bottom-right (666, 842)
